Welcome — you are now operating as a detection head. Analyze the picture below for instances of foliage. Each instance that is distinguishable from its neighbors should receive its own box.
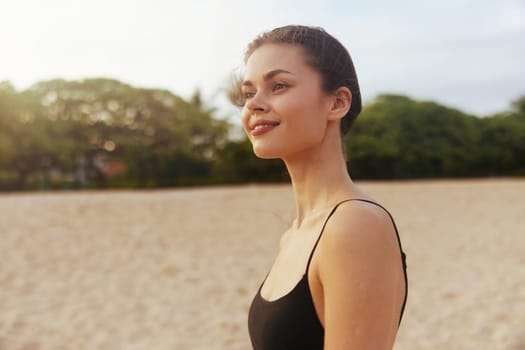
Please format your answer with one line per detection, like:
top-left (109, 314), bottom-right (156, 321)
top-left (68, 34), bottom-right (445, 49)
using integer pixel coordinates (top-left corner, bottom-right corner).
top-left (0, 79), bottom-right (229, 190)
top-left (346, 94), bottom-right (481, 179)
top-left (211, 138), bottom-right (288, 183)
top-left (345, 94), bottom-right (525, 179)
top-left (0, 79), bottom-right (524, 191)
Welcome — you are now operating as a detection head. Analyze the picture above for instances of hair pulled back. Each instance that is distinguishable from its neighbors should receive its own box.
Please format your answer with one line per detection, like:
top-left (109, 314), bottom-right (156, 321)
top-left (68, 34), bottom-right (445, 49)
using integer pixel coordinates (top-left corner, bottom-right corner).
top-left (231, 25), bottom-right (362, 136)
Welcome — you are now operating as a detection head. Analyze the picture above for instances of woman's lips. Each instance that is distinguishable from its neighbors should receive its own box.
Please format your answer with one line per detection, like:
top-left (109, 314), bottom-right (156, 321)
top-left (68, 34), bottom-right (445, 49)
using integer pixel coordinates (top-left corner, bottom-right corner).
top-left (249, 120), bottom-right (280, 136)
top-left (250, 122), bottom-right (280, 136)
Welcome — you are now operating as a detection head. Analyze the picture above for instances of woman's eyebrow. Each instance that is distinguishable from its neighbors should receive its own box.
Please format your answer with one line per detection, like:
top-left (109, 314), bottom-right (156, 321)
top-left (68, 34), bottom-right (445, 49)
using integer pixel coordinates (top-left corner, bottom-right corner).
top-left (242, 69), bottom-right (293, 87)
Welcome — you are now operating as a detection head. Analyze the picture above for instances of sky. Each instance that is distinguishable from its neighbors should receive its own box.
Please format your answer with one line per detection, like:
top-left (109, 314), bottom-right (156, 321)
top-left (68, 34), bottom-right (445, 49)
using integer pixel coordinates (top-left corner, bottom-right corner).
top-left (1, 0), bottom-right (524, 121)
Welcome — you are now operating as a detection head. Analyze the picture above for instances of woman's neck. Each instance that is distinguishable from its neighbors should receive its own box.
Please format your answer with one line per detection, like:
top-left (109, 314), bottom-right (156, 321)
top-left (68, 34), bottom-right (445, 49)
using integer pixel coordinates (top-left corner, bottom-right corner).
top-left (283, 129), bottom-right (356, 229)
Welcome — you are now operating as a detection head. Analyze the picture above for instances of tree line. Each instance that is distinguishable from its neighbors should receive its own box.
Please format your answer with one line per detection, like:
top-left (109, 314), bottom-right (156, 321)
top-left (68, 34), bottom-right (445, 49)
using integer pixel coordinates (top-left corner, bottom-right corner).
top-left (0, 78), bottom-right (523, 191)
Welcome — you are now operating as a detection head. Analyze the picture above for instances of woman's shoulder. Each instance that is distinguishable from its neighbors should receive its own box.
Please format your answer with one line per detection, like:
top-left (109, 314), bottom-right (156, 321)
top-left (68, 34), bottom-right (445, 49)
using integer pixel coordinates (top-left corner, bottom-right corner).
top-left (330, 198), bottom-right (394, 233)
top-left (315, 199), bottom-right (406, 347)
top-left (318, 199), bottom-right (399, 265)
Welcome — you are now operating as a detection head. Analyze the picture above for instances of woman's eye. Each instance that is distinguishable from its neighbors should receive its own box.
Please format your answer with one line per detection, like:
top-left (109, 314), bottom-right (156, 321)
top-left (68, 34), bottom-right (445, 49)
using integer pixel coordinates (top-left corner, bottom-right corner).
top-left (272, 83), bottom-right (288, 92)
top-left (243, 91), bottom-right (255, 99)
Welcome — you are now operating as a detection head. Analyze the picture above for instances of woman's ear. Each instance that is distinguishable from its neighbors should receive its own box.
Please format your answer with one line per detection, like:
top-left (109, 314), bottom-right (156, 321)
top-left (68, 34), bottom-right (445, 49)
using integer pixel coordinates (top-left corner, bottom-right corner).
top-left (328, 87), bottom-right (352, 121)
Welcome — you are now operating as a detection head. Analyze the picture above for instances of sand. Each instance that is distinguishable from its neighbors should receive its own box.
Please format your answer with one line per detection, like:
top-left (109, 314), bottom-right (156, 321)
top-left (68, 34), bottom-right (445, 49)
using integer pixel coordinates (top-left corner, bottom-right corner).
top-left (0, 179), bottom-right (524, 350)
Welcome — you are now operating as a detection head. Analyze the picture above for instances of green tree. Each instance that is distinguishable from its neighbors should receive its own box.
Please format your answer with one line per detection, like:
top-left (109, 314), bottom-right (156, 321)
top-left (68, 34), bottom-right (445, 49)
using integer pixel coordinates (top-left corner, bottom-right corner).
top-left (347, 94), bottom-right (480, 179)
top-left (212, 138), bottom-right (287, 183)
top-left (0, 78), bottom-right (230, 190)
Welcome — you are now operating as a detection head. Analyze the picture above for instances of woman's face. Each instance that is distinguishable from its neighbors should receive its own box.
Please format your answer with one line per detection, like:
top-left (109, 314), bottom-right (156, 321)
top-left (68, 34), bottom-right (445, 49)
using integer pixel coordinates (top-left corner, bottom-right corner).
top-left (241, 43), bottom-right (333, 160)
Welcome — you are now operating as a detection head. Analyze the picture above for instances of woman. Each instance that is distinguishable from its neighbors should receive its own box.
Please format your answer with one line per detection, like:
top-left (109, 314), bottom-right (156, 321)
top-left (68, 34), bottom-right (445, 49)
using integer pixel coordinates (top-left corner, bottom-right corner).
top-left (231, 25), bottom-right (407, 350)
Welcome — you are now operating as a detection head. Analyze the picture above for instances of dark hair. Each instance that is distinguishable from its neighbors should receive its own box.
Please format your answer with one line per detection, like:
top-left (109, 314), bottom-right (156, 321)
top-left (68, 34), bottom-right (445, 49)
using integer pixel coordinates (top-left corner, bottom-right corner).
top-left (230, 25), bottom-right (362, 136)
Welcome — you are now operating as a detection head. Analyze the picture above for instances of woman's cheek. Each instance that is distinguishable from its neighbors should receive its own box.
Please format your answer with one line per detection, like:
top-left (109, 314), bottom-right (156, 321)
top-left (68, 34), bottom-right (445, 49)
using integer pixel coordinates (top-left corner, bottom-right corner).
top-left (241, 109), bottom-right (251, 136)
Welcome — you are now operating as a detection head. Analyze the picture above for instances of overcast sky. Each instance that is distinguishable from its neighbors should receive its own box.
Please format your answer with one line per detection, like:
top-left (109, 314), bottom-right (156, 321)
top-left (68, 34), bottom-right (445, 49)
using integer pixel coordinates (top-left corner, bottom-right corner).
top-left (1, 0), bottom-right (524, 120)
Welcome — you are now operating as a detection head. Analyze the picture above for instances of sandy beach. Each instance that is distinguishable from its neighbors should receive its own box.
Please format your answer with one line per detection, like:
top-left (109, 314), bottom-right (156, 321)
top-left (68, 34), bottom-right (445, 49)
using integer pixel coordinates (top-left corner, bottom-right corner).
top-left (1, 179), bottom-right (524, 350)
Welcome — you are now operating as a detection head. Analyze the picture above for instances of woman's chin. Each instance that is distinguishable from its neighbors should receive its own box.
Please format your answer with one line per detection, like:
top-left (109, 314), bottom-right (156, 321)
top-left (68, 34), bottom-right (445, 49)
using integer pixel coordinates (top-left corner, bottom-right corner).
top-left (252, 145), bottom-right (282, 159)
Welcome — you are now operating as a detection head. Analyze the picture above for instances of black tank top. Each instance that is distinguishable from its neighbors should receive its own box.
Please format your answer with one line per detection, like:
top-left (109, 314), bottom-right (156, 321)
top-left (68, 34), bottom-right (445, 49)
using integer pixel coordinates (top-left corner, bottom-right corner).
top-left (248, 199), bottom-right (408, 350)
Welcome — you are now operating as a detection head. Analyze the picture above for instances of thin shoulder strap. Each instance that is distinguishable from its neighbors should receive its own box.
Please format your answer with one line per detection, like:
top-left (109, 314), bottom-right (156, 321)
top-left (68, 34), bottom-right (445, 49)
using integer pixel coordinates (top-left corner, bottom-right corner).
top-left (304, 198), bottom-right (408, 326)
top-left (305, 198), bottom-right (407, 274)
top-left (350, 199), bottom-right (406, 267)
top-left (305, 199), bottom-right (357, 273)
top-left (349, 199), bottom-right (408, 326)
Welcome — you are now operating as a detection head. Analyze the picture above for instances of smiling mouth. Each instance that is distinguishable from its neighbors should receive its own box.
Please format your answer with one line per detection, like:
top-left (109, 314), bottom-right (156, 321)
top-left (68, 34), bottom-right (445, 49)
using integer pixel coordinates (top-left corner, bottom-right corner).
top-left (250, 122), bottom-right (280, 136)
top-left (253, 124), bottom-right (278, 130)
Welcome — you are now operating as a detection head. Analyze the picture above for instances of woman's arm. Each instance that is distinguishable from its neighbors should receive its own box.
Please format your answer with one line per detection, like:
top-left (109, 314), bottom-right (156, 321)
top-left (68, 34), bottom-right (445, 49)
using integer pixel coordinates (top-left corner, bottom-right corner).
top-left (318, 201), bottom-right (405, 350)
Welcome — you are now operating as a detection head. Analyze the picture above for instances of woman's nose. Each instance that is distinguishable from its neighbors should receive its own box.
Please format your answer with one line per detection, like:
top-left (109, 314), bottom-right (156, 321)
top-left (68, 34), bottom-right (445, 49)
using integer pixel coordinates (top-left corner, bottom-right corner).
top-left (245, 93), bottom-right (269, 113)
